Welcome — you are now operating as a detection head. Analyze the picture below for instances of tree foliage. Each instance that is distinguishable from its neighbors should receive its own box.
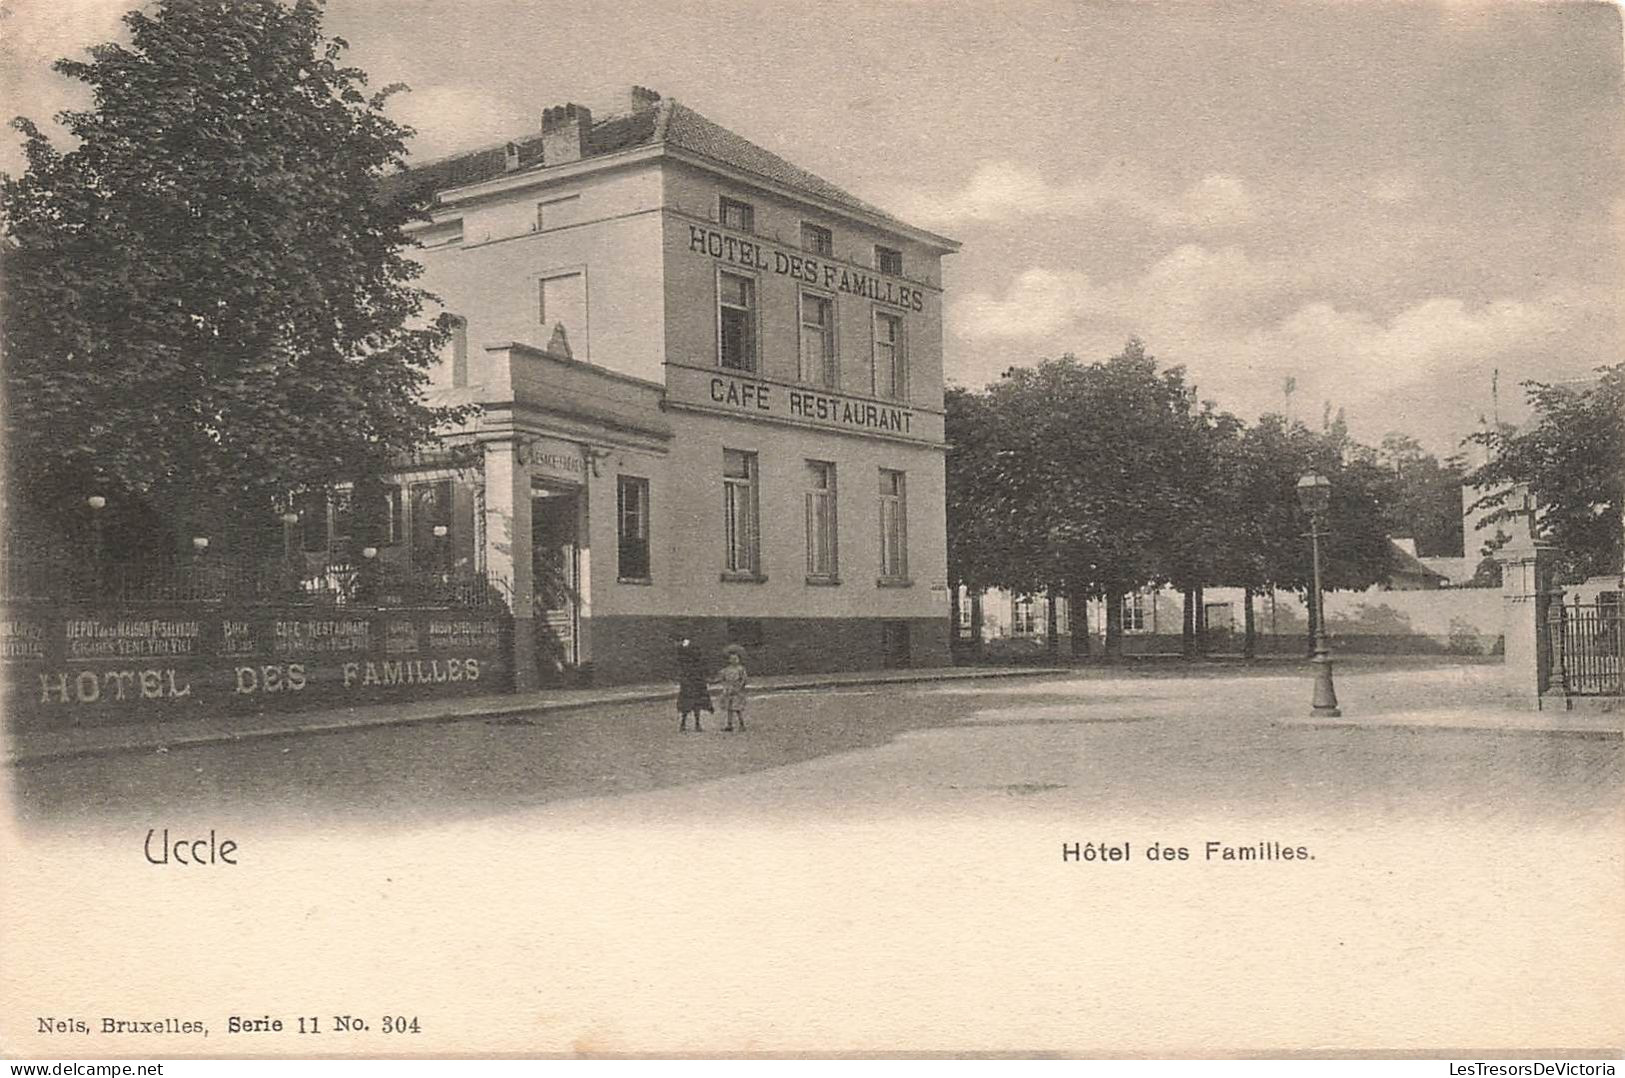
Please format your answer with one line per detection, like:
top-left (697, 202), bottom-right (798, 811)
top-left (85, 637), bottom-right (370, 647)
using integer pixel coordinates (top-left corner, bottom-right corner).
top-left (1467, 364), bottom-right (1624, 583)
top-left (944, 338), bottom-right (1397, 650)
top-left (1, 0), bottom-right (467, 543)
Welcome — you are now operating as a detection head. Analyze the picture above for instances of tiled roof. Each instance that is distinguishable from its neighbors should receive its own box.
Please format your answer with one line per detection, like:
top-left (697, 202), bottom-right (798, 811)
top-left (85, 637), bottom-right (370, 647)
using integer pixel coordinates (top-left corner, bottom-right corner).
top-left (391, 97), bottom-right (929, 239)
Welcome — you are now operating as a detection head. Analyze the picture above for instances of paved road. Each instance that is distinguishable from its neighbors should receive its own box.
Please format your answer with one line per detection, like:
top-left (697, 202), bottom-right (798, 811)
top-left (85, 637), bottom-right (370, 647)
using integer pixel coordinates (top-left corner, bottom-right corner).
top-left (11, 662), bottom-right (1618, 830)
top-left (5, 661), bottom-right (1622, 1055)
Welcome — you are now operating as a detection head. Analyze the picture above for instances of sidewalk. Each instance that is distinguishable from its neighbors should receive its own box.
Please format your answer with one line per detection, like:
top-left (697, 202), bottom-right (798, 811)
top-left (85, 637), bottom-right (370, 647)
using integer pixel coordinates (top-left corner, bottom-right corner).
top-left (1272, 708), bottom-right (1622, 739)
top-left (3, 665), bottom-right (1068, 766)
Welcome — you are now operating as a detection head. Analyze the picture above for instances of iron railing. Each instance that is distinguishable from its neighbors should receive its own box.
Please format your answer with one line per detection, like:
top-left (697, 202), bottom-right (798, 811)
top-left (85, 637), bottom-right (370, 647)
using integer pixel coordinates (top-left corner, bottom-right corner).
top-left (1, 540), bottom-right (504, 609)
top-left (1549, 599), bottom-right (1623, 696)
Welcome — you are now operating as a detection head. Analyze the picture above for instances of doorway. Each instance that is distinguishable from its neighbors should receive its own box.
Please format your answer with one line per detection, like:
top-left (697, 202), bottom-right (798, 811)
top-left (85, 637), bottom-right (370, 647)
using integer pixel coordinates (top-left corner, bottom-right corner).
top-left (532, 485), bottom-right (580, 678)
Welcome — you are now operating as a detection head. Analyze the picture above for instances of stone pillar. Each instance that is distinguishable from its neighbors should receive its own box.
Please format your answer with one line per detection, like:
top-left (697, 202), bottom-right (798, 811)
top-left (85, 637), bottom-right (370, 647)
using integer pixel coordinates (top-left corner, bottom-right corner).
top-left (483, 440), bottom-right (538, 691)
top-left (1497, 536), bottom-right (1556, 708)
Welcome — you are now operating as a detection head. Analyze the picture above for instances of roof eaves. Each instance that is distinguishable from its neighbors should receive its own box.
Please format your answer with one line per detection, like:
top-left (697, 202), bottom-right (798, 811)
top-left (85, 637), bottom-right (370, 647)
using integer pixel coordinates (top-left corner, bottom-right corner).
top-left (661, 143), bottom-right (960, 253)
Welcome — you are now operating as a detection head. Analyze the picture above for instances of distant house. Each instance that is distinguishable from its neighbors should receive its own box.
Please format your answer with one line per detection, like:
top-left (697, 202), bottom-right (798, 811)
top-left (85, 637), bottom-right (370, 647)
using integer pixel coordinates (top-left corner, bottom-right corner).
top-left (1386, 538), bottom-right (1451, 590)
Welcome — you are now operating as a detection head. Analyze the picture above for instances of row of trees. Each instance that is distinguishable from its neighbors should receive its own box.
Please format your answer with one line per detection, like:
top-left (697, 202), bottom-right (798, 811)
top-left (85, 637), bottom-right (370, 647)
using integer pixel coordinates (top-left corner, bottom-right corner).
top-left (946, 339), bottom-right (1494, 659)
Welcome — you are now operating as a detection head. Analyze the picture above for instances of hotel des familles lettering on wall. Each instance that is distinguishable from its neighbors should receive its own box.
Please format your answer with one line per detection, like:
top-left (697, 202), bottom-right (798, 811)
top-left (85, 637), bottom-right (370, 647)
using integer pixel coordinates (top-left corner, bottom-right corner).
top-left (394, 86), bottom-right (960, 688)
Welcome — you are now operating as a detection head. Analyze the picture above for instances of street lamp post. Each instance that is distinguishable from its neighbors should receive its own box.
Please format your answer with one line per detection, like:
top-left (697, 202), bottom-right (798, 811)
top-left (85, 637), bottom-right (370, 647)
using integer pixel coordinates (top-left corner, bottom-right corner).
top-left (86, 495), bottom-right (107, 597)
top-left (1296, 473), bottom-right (1341, 717)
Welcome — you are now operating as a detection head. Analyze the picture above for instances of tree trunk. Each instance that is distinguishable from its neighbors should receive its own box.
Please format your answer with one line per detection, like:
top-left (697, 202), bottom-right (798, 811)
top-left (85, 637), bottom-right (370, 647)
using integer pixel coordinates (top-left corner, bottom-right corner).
top-left (1070, 593), bottom-right (1091, 658)
top-left (1243, 587), bottom-right (1257, 660)
top-left (949, 583), bottom-right (962, 650)
top-left (970, 591), bottom-right (984, 660)
top-left (1181, 587), bottom-right (1196, 658)
top-left (1104, 588), bottom-right (1124, 661)
top-left (1045, 589), bottom-right (1060, 661)
top-left (1194, 584), bottom-right (1206, 656)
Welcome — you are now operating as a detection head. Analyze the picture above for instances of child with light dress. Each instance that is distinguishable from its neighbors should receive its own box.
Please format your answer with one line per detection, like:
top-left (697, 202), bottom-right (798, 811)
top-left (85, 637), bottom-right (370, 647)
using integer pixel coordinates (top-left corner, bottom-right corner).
top-left (719, 644), bottom-right (748, 732)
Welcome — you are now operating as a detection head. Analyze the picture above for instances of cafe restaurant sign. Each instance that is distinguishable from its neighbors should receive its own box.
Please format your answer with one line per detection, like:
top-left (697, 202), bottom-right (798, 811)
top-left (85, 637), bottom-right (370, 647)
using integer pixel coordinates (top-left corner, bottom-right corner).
top-left (665, 364), bottom-right (941, 444)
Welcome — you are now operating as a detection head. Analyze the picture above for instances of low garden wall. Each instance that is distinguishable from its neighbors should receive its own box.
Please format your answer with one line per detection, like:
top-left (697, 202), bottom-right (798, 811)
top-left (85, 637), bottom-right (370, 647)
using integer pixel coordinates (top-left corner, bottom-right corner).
top-left (2, 602), bottom-right (512, 729)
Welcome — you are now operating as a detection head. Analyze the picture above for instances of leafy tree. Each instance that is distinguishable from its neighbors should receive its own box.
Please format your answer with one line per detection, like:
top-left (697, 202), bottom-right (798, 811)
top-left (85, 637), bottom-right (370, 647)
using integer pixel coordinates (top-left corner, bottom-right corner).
top-left (1, 0), bottom-right (469, 553)
top-left (1467, 364), bottom-right (1624, 583)
top-left (1369, 433), bottom-right (1468, 558)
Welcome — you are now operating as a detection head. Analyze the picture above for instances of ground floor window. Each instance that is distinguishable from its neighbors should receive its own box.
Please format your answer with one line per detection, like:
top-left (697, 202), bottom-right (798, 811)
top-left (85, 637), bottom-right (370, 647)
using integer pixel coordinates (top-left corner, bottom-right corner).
top-left (617, 475), bottom-right (651, 581)
top-left (411, 480), bottom-right (453, 572)
top-left (805, 460), bottom-right (838, 580)
top-left (723, 449), bottom-right (759, 575)
top-left (878, 469), bottom-right (907, 580)
top-left (1122, 591), bottom-right (1147, 633)
top-left (1012, 596), bottom-right (1037, 636)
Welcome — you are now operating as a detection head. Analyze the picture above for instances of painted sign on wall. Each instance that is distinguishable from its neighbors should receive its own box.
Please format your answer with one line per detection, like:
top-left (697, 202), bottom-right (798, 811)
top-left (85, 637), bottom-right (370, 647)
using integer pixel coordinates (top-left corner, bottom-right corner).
top-left (686, 225), bottom-right (925, 312)
top-left (663, 364), bottom-right (941, 444)
top-left (3, 604), bottom-right (512, 728)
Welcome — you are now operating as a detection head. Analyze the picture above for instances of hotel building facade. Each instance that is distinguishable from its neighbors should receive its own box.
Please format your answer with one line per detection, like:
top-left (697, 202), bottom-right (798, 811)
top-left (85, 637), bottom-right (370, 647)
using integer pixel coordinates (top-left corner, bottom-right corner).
top-left (387, 87), bottom-right (959, 688)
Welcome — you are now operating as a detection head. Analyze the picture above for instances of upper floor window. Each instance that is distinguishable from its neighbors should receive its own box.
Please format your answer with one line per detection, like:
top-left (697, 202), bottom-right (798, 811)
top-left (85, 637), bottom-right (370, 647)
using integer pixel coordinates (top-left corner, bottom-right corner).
top-left (539, 270), bottom-right (587, 361)
top-left (873, 310), bottom-right (906, 401)
top-left (799, 291), bottom-right (837, 387)
top-left (801, 223), bottom-right (833, 256)
top-left (718, 271), bottom-right (757, 372)
top-left (875, 245), bottom-right (903, 276)
top-left (536, 193), bottom-right (581, 231)
top-left (445, 315), bottom-right (468, 388)
top-left (719, 196), bottom-right (755, 233)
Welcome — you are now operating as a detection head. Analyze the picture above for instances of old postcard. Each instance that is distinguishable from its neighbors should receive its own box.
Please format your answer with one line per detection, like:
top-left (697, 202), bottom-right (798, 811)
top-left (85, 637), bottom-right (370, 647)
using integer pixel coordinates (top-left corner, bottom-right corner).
top-left (1, 0), bottom-right (1621, 1060)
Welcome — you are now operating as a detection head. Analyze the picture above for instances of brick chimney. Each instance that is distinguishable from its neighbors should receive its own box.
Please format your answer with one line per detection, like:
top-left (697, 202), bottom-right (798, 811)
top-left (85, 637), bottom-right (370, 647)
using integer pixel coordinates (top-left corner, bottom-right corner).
top-left (541, 103), bottom-right (592, 165)
top-left (629, 85), bottom-right (661, 111)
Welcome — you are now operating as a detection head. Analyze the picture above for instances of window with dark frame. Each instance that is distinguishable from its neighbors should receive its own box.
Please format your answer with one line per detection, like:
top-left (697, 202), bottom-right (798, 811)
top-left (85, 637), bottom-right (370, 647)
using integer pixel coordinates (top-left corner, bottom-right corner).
top-left (617, 475), bottom-right (651, 581)
top-left (875, 245), bottom-right (903, 276)
top-left (801, 222), bottom-right (833, 255)
top-left (447, 315), bottom-right (468, 388)
top-left (411, 479), bottom-right (453, 572)
top-left (719, 196), bottom-right (754, 232)
top-left (299, 491), bottom-right (329, 553)
top-left (330, 488), bottom-right (355, 552)
top-left (719, 271), bottom-right (757, 371)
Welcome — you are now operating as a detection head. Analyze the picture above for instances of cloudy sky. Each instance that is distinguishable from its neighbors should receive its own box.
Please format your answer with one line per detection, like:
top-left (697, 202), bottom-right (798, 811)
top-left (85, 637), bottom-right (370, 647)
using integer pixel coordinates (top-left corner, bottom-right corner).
top-left (4, 0), bottom-right (1621, 457)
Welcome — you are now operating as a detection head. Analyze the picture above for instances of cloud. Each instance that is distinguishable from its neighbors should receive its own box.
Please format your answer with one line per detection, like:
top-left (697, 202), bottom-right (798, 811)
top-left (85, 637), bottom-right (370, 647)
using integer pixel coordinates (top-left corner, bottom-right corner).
top-left (893, 161), bottom-right (1255, 231)
top-left (952, 244), bottom-right (1296, 343)
top-left (949, 246), bottom-right (1597, 450)
top-left (386, 83), bottom-right (534, 161)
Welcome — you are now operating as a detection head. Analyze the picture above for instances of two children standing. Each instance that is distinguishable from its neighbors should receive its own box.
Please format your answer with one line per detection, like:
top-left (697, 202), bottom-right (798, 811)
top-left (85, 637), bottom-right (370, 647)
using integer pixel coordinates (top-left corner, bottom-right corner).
top-left (675, 639), bottom-right (748, 733)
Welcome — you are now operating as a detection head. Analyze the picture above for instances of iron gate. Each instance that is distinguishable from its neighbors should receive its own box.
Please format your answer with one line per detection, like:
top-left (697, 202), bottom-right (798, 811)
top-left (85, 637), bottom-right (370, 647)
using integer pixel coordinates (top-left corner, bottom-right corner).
top-left (1550, 600), bottom-right (1623, 696)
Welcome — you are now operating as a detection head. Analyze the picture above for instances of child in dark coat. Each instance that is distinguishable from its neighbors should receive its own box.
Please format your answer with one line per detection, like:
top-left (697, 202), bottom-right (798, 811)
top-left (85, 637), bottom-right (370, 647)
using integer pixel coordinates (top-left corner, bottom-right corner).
top-left (675, 638), bottom-right (713, 732)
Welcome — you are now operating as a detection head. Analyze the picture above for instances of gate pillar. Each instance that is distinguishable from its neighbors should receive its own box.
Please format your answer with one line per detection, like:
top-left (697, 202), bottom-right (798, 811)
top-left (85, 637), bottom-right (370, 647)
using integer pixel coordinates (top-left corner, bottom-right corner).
top-left (1497, 535), bottom-right (1557, 709)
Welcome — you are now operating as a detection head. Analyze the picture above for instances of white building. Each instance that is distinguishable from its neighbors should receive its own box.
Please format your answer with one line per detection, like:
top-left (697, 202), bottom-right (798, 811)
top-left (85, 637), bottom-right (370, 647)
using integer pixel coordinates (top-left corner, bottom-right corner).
top-left (385, 87), bottom-right (959, 687)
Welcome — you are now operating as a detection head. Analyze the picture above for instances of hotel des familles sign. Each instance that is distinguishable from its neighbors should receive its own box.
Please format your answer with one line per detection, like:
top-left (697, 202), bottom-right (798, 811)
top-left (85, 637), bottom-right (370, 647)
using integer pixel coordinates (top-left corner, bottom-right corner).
top-left (666, 223), bottom-right (944, 446)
